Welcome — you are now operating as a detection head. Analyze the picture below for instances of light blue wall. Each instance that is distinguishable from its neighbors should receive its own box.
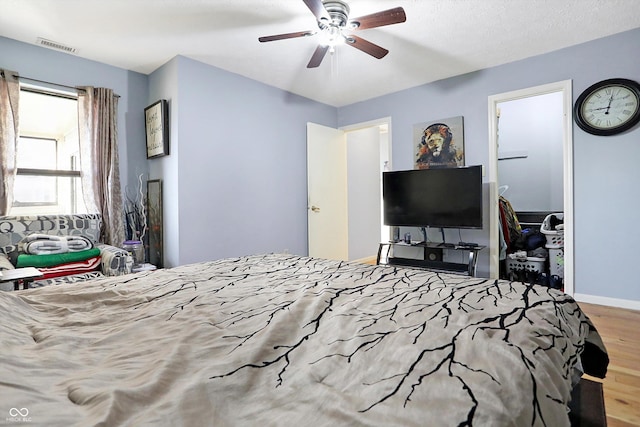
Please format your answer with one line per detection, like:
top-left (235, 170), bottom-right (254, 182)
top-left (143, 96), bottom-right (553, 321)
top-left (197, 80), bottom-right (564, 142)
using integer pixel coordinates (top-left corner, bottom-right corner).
top-left (0, 36), bottom-right (149, 196)
top-left (148, 56), bottom-right (337, 267)
top-left (498, 92), bottom-right (564, 212)
top-left (338, 27), bottom-right (640, 303)
top-left (147, 58), bottom-right (180, 268)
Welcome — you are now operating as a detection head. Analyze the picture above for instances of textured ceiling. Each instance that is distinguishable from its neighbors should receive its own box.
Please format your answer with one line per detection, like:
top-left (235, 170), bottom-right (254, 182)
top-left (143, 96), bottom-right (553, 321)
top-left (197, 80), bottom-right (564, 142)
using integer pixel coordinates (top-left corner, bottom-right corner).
top-left (1, 0), bottom-right (639, 107)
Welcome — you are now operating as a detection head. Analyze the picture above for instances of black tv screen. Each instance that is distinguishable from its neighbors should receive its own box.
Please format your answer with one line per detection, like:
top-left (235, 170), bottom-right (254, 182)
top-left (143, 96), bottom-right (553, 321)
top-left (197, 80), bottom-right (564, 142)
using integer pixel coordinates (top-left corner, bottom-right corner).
top-left (383, 166), bottom-right (483, 228)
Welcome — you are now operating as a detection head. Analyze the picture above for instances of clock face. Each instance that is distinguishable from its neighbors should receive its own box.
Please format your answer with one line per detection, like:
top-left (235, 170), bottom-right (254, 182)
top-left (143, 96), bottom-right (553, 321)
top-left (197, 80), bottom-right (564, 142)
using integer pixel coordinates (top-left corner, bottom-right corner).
top-left (574, 78), bottom-right (640, 136)
top-left (581, 85), bottom-right (638, 129)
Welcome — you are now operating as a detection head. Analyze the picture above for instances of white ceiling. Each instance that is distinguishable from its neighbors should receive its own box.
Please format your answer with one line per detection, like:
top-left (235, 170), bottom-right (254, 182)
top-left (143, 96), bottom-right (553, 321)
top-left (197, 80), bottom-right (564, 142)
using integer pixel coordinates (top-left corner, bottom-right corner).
top-left (1, 0), bottom-right (640, 107)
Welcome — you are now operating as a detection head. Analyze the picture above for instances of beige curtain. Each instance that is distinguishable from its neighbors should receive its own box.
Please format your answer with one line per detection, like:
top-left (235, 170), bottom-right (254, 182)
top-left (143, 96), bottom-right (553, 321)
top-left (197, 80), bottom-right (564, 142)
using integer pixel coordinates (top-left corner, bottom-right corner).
top-left (78, 86), bottom-right (125, 246)
top-left (0, 69), bottom-right (20, 215)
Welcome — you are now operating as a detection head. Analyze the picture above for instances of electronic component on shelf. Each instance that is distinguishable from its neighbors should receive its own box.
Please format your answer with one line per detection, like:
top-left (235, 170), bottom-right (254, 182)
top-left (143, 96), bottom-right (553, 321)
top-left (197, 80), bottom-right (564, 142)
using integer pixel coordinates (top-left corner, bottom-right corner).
top-left (458, 242), bottom-right (479, 247)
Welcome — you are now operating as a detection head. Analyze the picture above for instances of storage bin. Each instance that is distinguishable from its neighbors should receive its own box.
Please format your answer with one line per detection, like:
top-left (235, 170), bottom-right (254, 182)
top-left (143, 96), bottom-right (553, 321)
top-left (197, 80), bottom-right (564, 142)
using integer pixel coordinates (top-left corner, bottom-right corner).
top-left (549, 248), bottom-right (564, 278)
top-left (122, 240), bottom-right (144, 268)
top-left (541, 213), bottom-right (564, 248)
top-left (506, 256), bottom-right (546, 274)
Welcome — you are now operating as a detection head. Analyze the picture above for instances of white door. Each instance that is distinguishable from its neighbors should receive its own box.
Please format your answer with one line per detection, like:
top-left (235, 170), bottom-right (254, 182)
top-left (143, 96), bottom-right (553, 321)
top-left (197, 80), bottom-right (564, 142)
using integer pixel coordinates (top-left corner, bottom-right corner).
top-left (307, 122), bottom-right (348, 260)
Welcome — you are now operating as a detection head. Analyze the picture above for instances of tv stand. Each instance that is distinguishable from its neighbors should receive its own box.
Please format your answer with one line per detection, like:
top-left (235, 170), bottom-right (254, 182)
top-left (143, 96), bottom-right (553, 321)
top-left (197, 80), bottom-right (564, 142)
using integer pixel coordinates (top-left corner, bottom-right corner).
top-left (376, 241), bottom-right (485, 277)
top-left (438, 242), bottom-right (456, 248)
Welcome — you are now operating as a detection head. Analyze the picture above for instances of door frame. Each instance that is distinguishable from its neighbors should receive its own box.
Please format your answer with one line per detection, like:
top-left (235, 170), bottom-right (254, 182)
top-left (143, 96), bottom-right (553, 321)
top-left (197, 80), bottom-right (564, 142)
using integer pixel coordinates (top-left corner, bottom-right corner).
top-left (340, 116), bottom-right (392, 245)
top-left (487, 80), bottom-right (574, 295)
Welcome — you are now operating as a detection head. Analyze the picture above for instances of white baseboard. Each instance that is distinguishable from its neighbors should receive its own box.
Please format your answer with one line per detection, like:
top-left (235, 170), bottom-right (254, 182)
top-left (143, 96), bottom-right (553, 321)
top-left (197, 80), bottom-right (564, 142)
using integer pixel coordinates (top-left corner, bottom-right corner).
top-left (573, 293), bottom-right (640, 311)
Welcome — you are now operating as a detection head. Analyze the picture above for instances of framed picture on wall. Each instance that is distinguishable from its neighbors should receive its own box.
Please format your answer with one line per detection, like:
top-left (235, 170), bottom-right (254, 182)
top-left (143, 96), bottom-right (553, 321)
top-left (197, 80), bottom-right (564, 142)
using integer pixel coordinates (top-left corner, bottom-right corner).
top-left (147, 179), bottom-right (163, 268)
top-left (144, 99), bottom-right (169, 159)
top-left (414, 116), bottom-right (465, 169)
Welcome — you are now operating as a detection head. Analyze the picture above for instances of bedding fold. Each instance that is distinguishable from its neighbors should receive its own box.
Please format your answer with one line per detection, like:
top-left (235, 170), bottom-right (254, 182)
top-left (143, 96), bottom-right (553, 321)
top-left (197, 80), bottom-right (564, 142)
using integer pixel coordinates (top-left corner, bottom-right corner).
top-left (16, 248), bottom-right (101, 268)
top-left (37, 256), bottom-right (102, 280)
top-left (21, 233), bottom-right (94, 255)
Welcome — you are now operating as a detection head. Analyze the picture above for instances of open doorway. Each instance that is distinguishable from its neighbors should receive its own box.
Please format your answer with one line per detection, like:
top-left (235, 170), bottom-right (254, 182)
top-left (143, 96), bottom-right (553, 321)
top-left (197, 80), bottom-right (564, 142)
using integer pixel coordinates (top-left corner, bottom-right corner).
top-left (307, 118), bottom-right (391, 263)
top-left (487, 80), bottom-right (574, 294)
top-left (342, 118), bottom-right (391, 260)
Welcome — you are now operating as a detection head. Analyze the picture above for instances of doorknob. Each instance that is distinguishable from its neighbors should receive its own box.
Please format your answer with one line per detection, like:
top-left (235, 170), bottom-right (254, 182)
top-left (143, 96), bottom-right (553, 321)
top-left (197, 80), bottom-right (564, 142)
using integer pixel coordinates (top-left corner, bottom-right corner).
top-left (310, 205), bottom-right (320, 213)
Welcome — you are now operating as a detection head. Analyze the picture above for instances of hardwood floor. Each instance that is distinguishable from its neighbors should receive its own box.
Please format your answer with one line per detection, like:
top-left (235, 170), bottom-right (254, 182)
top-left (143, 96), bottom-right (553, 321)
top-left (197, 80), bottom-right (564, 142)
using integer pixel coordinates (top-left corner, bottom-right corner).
top-left (578, 302), bottom-right (640, 427)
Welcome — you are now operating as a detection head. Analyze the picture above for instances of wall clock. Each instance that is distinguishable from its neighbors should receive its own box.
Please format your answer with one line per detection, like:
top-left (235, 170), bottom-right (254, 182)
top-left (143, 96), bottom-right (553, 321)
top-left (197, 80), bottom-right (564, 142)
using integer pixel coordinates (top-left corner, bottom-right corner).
top-left (574, 78), bottom-right (640, 136)
top-left (144, 99), bottom-right (169, 158)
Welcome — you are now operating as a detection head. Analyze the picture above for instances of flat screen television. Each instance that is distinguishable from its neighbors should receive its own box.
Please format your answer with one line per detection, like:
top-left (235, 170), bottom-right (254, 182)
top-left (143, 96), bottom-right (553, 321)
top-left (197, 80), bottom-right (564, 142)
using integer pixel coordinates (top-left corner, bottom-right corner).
top-left (383, 165), bottom-right (483, 229)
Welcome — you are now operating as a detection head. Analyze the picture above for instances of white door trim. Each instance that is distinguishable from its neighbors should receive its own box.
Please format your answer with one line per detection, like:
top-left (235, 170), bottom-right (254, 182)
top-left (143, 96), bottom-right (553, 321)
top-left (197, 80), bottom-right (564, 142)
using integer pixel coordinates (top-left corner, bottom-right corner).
top-left (341, 116), bottom-right (392, 134)
top-left (487, 80), bottom-right (574, 295)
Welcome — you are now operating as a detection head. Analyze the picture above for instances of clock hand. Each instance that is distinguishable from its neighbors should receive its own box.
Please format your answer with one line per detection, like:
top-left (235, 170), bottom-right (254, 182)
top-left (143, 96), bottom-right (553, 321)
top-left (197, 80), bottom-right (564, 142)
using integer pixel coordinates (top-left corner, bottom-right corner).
top-left (605, 93), bottom-right (615, 114)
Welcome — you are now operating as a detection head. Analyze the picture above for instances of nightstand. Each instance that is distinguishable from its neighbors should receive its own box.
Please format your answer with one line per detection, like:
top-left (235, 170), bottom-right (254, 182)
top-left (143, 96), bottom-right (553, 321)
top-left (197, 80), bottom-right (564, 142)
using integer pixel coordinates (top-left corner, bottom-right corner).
top-left (0, 267), bottom-right (44, 290)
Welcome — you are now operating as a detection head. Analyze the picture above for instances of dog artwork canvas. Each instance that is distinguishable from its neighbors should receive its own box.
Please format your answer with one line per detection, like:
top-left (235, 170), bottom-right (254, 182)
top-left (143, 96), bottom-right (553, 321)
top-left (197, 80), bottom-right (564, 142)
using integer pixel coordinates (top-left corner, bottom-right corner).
top-left (414, 116), bottom-right (465, 169)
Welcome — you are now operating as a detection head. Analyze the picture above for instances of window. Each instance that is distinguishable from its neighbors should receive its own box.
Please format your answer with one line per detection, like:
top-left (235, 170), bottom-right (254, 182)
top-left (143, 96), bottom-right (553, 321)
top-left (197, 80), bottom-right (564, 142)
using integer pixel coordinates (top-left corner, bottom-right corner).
top-left (11, 88), bottom-right (87, 215)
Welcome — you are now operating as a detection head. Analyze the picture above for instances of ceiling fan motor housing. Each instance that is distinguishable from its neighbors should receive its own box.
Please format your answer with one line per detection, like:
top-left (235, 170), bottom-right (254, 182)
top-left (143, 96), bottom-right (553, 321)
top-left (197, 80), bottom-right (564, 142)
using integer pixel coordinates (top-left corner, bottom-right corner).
top-left (321, 0), bottom-right (350, 28)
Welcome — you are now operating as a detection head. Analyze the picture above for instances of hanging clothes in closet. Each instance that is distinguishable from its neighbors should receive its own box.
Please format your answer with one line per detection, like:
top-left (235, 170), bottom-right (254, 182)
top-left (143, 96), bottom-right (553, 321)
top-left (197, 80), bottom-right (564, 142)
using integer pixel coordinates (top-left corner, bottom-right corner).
top-left (498, 195), bottom-right (522, 260)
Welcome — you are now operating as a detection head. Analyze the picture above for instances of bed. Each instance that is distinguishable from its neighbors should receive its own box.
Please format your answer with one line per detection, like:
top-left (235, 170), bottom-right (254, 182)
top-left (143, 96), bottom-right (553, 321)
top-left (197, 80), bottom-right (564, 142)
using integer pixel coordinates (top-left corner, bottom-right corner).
top-left (0, 253), bottom-right (608, 426)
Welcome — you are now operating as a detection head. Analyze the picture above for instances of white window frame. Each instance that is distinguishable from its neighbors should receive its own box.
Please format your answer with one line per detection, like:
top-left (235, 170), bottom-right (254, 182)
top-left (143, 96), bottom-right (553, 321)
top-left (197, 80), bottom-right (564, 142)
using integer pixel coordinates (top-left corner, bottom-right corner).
top-left (12, 86), bottom-right (85, 215)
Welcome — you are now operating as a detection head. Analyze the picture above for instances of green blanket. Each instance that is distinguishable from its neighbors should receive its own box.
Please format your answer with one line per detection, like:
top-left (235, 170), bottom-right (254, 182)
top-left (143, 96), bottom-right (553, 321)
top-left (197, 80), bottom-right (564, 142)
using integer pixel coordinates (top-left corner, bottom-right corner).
top-left (16, 248), bottom-right (101, 268)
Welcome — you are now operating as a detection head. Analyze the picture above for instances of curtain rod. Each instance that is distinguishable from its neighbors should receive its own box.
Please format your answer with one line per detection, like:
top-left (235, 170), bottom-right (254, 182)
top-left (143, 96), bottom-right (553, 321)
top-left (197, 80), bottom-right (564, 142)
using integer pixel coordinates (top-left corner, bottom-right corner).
top-left (1, 71), bottom-right (121, 98)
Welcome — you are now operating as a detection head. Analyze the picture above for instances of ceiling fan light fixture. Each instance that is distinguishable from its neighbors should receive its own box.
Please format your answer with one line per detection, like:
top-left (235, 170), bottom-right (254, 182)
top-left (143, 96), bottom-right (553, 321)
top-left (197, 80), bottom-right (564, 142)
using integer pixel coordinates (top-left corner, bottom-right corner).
top-left (319, 26), bottom-right (345, 47)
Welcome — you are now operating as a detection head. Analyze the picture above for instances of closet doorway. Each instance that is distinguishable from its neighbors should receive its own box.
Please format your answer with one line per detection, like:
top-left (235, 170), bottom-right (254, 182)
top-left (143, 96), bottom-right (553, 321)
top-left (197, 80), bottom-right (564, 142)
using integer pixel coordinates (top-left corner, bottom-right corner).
top-left (487, 80), bottom-right (575, 294)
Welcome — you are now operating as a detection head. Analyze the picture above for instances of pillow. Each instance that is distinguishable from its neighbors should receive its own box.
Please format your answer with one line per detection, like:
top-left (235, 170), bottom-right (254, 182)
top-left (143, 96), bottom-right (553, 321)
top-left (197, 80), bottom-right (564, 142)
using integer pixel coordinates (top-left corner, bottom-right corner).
top-left (97, 243), bottom-right (133, 276)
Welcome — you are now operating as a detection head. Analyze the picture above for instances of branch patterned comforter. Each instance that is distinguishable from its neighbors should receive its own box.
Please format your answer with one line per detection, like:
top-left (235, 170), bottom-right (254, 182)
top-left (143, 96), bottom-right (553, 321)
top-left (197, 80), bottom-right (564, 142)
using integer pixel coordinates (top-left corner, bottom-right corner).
top-left (0, 254), bottom-right (608, 426)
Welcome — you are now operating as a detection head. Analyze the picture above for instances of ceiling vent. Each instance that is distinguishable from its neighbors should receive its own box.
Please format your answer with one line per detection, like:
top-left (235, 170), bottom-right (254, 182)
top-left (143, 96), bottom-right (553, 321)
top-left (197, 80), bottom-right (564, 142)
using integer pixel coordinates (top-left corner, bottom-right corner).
top-left (36, 37), bottom-right (77, 54)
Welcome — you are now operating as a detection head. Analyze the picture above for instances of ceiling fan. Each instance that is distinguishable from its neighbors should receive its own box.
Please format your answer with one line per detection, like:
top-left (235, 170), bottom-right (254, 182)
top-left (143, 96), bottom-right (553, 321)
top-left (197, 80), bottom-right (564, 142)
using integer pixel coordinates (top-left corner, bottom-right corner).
top-left (258, 0), bottom-right (406, 68)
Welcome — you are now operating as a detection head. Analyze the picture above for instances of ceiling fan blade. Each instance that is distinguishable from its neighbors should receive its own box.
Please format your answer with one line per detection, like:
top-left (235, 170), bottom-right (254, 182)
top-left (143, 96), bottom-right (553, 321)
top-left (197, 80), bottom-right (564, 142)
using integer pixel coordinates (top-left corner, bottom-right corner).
top-left (346, 35), bottom-right (388, 59)
top-left (303, 0), bottom-right (330, 22)
top-left (348, 7), bottom-right (406, 30)
top-left (307, 45), bottom-right (330, 68)
top-left (259, 31), bottom-right (315, 42)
